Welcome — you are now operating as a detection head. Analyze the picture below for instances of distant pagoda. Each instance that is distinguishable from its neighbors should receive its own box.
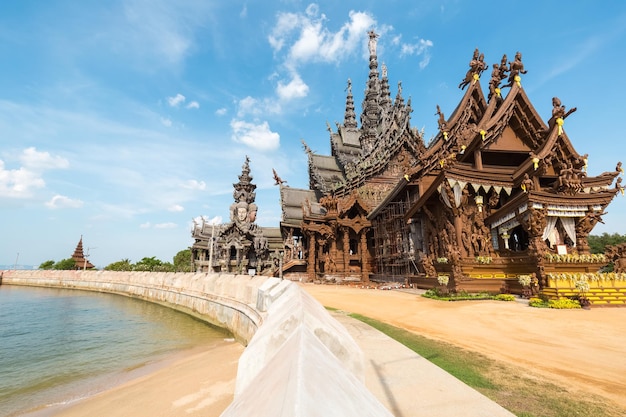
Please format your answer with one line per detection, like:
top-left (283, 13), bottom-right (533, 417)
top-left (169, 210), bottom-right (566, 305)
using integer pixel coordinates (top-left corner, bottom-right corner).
top-left (71, 236), bottom-right (95, 270)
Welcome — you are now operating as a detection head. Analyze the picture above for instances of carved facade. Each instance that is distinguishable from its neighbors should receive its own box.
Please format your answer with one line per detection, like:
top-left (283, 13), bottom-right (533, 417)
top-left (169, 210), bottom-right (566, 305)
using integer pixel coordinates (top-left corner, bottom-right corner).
top-left (277, 32), bottom-right (620, 291)
top-left (191, 157), bottom-right (281, 274)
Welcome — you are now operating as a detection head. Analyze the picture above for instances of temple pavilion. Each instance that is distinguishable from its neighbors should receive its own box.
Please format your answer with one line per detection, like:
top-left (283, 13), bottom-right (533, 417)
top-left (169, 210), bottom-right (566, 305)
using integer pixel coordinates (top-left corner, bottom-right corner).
top-left (276, 30), bottom-right (622, 297)
top-left (191, 157), bottom-right (282, 275)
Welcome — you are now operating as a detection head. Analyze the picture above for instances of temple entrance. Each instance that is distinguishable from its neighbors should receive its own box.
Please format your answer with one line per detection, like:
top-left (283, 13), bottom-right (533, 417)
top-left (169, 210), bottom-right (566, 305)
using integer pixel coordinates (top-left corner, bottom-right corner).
top-left (506, 225), bottom-right (529, 252)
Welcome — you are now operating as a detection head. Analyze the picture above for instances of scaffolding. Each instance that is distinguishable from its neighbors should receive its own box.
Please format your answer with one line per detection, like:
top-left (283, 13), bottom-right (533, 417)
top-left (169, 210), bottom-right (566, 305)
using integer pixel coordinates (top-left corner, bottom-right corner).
top-left (371, 201), bottom-right (411, 282)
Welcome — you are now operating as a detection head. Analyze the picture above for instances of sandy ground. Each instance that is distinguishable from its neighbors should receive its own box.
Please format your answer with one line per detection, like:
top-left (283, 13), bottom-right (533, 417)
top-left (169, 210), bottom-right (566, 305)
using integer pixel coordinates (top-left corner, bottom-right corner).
top-left (36, 340), bottom-right (244, 417)
top-left (300, 283), bottom-right (626, 409)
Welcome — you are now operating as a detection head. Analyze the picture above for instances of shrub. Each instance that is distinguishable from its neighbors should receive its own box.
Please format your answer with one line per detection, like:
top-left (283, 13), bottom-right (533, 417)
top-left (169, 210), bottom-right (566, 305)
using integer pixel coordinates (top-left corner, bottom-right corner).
top-left (548, 298), bottom-right (582, 309)
top-left (493, 294), bottom-right (516, 302)
top-left (529, 297), bottom-right (550, 308)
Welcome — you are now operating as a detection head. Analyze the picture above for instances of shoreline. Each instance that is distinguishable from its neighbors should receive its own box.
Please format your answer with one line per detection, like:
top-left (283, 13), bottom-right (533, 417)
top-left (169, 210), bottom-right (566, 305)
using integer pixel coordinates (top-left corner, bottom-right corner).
top-left (20, 339), bottom-right (244, 417)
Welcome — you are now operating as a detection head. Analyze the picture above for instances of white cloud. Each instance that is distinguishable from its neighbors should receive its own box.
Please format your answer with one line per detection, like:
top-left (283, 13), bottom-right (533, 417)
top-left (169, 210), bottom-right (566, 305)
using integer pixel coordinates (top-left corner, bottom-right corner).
top-left (155, 222), bottom-right (177, 229)
top-left (230, 119), bottom-right (280, 151)
top-left (236, 96), bottom-right (281, 118)
top-left (161, 117), bottom-right (172, 127)
top-left (400, 38), bottom-right (434, 68)
top-left (45, 194), bottom-right (84, 209)
top-left (20, 147), bottom-right (69, 171)
top-left (215, 107), bottom-right (227, 116)
top-left (140, 222), bottom-right (151, 228)
top-left (186, 101), bottom-right (200, 109)
top-left (168, 93), bottom-right (186, 107)
top-left (0, 160), bottom-right (46, 198)
top-left (181, 179), bottom-right (206, 190)
top-left (168, 204), bottom-right (184, 212)
top-left (277, 73), bottom-right (309, 100)
top-left (0, 148), bottom-right (69, 199)
top-left (269, 7), bottom-right (375, 68)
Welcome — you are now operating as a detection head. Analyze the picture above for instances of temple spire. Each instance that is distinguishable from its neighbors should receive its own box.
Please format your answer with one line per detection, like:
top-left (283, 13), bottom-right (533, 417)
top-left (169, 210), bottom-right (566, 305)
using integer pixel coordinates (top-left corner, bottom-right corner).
top-left (344, 78), bottom-right (357, 129)
top-left (379, 63), bottom-right (391, 111)
top-left (360, 29), bottom-right (382, 152)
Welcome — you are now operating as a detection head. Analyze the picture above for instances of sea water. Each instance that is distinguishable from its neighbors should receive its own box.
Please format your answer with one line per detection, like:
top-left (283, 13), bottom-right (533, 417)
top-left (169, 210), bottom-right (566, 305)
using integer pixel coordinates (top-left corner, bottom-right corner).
top-left (0, 285), bottom-right (230, 416)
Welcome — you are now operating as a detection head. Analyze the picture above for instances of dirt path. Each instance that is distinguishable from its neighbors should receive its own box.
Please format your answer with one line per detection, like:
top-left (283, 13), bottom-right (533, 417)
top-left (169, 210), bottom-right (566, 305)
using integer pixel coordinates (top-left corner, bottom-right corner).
top-left (300, 283), bottom-right (626, 409)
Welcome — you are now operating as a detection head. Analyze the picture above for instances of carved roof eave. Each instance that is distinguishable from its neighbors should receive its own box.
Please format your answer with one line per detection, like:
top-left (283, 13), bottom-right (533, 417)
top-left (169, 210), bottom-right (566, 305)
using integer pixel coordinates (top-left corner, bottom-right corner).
top-left (368, 174), bottom-right (416, 220)
top-left (446, 78), bottom-right (488, 128)
top-left (338, 191), bottom-right (371, 217)
top-left (420, 81), bottom-right (487, 173)
top-left (404, 171), bottom-right (447, 220)
top-left (484, 188), bottom-right (617, 230)
top-left (445, 165), bottom-right (515, 187)
top-left (528, 189), bottom-right (618, 208)
top-left (533, 123), bottom-right (582, 164)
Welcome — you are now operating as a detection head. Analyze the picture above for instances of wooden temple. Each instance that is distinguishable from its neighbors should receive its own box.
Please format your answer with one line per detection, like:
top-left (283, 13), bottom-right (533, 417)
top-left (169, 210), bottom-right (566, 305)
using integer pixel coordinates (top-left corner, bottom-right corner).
top-left (276, 31), bottom-right (623, 298)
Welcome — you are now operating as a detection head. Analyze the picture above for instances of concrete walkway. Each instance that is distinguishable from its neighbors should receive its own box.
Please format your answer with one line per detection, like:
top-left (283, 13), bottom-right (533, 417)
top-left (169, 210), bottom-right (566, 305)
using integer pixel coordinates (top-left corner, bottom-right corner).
top-left (331, 311), bottom-right (516, 417)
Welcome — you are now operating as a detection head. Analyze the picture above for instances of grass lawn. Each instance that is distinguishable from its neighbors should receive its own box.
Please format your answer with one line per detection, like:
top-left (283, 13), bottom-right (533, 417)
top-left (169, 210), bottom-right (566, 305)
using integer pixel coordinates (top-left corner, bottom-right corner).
top-left (349, 313), bottom-right (624, 417)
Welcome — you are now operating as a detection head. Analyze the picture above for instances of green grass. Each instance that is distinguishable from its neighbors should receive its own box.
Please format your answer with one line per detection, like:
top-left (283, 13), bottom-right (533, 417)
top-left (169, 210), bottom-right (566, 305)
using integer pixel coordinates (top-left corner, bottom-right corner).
top-left (348, 313), bottom-right (624, 417)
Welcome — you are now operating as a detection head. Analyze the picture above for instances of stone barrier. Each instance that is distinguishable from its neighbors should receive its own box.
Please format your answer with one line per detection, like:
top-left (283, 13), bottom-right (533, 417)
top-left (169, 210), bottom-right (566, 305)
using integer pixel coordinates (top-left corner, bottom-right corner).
top-left (1, 270), bottom-right (393, 416)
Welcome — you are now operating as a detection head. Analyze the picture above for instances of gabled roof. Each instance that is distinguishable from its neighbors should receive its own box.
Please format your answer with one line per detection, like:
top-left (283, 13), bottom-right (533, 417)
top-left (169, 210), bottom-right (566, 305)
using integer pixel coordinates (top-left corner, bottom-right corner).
top-left (279, 186), bottom-right (318, 227)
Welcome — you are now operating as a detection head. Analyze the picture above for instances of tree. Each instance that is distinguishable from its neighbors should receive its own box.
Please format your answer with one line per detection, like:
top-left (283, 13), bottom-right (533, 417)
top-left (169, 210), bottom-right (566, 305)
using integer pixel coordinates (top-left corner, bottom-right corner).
top-left (53, 258), bottom-right (76, 270)
top-left (588, 233), bottom-right (626, 254)
top-left (39, 260), bottom-right (55, 270)
top-left (134, 256), bottom-right (170, 272)
top-left (173, 249), bottom-right (192, 272)
top-left (104, 258), bottom-right (133, 271)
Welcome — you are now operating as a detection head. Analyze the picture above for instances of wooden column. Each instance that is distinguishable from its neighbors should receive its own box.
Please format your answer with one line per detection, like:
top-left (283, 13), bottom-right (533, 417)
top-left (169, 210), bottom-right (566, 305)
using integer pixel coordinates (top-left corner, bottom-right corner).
top-left (454, 216), bottom-right (465, 257)
top-left (360, 230), bottom-right (369, 282)
top-left (474, 150), bottom-right (483, 170)
top-left (343, 227), bottom-right (350, 278)
top-left (307, 231), bottom-right (316, 281)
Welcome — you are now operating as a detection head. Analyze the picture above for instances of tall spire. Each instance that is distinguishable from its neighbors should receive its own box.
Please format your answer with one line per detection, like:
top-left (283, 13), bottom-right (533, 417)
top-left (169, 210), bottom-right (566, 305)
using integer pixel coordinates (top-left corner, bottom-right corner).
top-left (344, 78), bottom-right (357, 129)
top-left (360, 29), bottom-right (382, 152)
top-left (233, 156), bottom-right (257, 204)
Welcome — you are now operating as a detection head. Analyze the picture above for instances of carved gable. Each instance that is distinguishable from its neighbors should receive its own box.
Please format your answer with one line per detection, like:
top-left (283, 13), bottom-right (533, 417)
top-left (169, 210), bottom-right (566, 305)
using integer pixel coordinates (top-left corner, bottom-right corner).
top-left (486, 126), bottom-right (531, 152)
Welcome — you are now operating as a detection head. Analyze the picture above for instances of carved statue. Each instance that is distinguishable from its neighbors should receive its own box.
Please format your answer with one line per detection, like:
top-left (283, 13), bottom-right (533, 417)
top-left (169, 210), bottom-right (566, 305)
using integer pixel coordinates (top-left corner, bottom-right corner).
top-left (488, 55), bottom-right (509, 100)
top-left (551, 97), bottom-right (577, 120)
top-left (521, 173), bottom-right (534, 193)
top-left (459, 49), bottom-right (487, 89)
top-left (272, 168), bottom-right (286, 186)
top-left (367, 30), bottom-right (378, 56)
top-left (504, 52), bottom-right (527, 88)
top-left (435, 105), bottom-right (447, 131)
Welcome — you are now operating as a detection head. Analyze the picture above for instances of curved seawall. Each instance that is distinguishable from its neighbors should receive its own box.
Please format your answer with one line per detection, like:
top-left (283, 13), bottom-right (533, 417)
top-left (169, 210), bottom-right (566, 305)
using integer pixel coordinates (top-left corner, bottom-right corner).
top-left (0, 270), bottom-right (266, 344)
top-left (1, 269), bottom-right (395, 416)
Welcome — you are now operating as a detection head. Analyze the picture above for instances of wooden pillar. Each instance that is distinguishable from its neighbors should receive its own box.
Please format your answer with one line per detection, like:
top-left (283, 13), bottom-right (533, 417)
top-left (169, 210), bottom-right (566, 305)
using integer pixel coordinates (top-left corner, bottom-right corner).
top-left (474, 150), bottom-right (483, 170)
top-left (360, 230), bottom-right (369, 282)
top-left (454, 216), bottom-right (465, 257)
top-left (307, 231), bottom-right (316, 282)
top-left (343, 227), bottom-right (350, 278)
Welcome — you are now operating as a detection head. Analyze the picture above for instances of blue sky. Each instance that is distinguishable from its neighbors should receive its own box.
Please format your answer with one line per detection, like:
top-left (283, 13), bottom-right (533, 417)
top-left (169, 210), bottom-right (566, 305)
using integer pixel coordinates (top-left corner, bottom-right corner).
top-left (2, 1), bottom-right (626, 268)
